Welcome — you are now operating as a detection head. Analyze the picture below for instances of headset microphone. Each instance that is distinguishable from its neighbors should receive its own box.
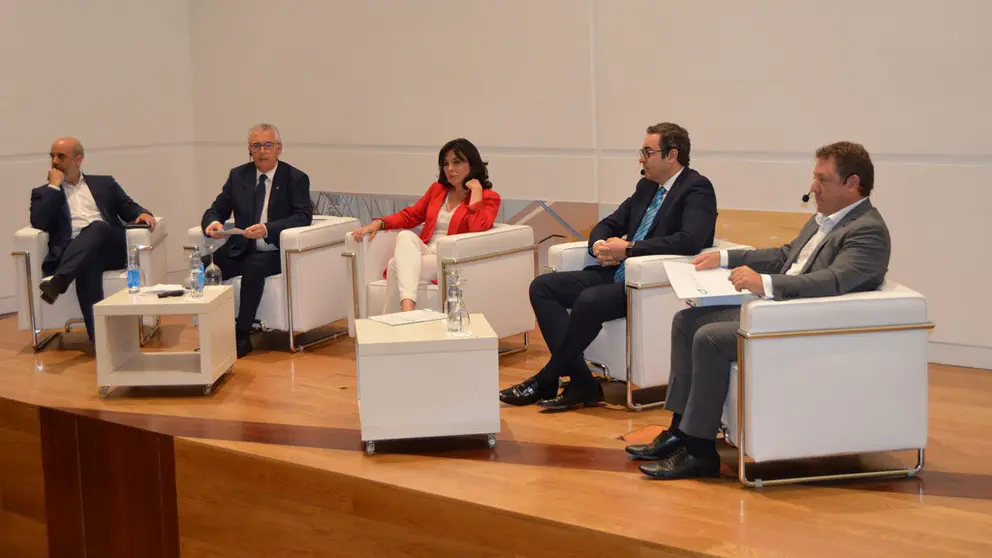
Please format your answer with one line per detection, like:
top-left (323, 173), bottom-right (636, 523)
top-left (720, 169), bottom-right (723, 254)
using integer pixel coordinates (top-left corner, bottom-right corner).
top-left (801, 191), bottom-right (811, 203)
top-left (640, 169), bottom-right (646, 176)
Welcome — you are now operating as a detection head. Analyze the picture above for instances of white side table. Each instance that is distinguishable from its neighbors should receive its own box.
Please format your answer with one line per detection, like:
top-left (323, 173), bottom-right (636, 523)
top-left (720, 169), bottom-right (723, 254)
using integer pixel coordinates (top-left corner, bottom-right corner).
top-left (355, 313), bottom-right (499, 455)
top-left (94, 286), bottom-right (236, 398)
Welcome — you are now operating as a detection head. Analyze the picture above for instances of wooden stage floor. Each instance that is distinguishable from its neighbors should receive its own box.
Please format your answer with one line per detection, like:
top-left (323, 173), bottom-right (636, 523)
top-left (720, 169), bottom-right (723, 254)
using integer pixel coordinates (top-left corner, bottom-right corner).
top-left (2, 315), bottom-right (992, 557)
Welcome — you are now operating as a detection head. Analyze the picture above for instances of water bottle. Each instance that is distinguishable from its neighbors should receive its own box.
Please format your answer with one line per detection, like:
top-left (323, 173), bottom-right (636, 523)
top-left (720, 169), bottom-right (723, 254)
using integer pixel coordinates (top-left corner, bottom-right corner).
top-left (445, 270), bottom-right (471, 336)
top-left (126, 245), bottom-right (141, 294)
top-left (188, 246), bottom-right (205, 298)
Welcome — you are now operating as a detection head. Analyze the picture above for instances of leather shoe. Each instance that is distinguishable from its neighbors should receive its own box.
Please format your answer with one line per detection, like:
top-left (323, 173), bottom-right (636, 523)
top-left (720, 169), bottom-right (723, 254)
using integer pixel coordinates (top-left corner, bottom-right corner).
top-left (236, 336), bottom-right (253, 358)
top-left (500, 376), bottom-right (556, 406)
top-left (538, 381), bottom-right (605, 412)
top-left (625, 429), bottom-right (685, 461)
top-left (638, 447), bottom-right (721, 480)
top-left (39, 278), bottom-right (61, 305)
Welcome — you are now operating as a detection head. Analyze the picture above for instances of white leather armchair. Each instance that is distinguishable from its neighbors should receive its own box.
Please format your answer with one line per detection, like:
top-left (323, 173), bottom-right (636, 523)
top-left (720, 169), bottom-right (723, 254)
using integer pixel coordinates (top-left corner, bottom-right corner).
top-left (720, 281), bottom-right (933, 487)
top-left (186, 215), bottom-right (358, 351)
top-left (547, 239), bottom-right (748, 410)
top-left (12, 218), bottom-right (169, 350)
top-left (344, 224), bottom-right (536, 352)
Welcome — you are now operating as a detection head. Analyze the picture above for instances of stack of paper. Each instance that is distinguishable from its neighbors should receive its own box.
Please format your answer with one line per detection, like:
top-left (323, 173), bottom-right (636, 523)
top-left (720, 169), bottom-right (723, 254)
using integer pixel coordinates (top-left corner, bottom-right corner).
top-left (369, 309), bottom-right (446, 326)
top-left (662, 261), bottom-right (757, 307)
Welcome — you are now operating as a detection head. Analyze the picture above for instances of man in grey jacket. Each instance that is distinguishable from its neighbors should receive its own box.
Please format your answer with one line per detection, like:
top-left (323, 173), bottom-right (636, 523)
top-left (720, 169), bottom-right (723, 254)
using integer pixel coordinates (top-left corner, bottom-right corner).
top-left (626, 141), bottom-right (890, 480)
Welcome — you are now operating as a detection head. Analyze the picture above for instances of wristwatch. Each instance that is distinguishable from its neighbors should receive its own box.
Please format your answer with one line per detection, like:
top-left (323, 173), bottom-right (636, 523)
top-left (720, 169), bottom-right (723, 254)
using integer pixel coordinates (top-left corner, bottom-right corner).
top-left (625, 241), bottom-right (635, 258)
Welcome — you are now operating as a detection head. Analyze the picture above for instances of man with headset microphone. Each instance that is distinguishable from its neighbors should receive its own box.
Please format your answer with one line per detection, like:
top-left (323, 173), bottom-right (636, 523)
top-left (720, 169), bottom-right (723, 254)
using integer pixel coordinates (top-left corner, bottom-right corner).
top-left (627, 141), bottom-right (891, 480)
top-left (500, 122), bottom-right (719, 411)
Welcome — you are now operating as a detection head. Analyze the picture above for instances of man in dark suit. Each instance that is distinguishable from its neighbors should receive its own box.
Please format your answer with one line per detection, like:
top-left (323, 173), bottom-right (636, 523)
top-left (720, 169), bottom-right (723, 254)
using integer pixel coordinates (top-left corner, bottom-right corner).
top-left (628, 141), bottom-right (890, 480)
top-left (29, 137), bottom-right (156, 343)
top-left (501, 122), bottom-right (718, 411)
top-left (201, 123), bottom-right (313, 358)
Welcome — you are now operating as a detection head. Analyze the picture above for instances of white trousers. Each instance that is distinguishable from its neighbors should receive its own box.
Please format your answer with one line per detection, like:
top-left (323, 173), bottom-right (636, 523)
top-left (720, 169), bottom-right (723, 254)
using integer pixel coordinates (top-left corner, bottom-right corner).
top-left (384, 230), bottom-right (438, 313)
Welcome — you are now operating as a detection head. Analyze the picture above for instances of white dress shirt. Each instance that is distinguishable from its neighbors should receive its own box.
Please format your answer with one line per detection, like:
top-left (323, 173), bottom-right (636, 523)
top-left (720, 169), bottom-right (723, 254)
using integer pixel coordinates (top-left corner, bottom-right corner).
top-left (720, 197), bottom-right (868, 299)
top-left (255, 163), bottom-right (278, 251)
top-left (49, 175), bottom-right (103, 238)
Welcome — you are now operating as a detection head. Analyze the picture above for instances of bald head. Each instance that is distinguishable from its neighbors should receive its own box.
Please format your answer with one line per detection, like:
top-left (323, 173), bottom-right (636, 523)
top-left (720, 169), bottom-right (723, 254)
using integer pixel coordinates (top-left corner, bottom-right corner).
top-left (50, 137), bottom-right (84, 184)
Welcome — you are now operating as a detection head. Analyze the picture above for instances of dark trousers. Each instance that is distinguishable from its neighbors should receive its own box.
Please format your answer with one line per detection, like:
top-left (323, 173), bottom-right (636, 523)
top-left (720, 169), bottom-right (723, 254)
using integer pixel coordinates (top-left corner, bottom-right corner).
top-left (44, 221), bottom-right (128, 341)
top-left (663, 305), bottom-right (741, 439)
top-left (529, 266), bottom-right (627, 386)
top-left (204, 249), bottom-right (282, 332)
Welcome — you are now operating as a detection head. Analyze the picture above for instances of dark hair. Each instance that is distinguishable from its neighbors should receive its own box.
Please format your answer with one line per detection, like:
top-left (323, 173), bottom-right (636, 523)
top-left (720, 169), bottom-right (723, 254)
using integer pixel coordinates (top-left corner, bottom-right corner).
top-left (815, 141), bottom-right (874, 196)
top-left (645, 122), bottom-right (691, 166)
top-left (437, 138), bottom-right (493, 189)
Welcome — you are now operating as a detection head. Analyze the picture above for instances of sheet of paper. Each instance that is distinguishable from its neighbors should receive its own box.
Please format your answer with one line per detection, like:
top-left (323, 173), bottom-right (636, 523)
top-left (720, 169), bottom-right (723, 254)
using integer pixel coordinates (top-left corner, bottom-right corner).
top-left (218, 228), bottom-right (245, 236)
top-left (139, 284), bottom-right (185, 295)
top-left (369, 309), bottom-right (447, 326)
top-left (663, 261), bottom-right (756, 306)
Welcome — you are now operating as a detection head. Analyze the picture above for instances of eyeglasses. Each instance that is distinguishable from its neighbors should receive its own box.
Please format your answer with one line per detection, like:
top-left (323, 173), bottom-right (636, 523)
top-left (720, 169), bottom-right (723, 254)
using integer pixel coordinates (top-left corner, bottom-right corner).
top-left (249, 142), bottom-right (281, 152)
top-left (639, 147), bottom-right (666, 159)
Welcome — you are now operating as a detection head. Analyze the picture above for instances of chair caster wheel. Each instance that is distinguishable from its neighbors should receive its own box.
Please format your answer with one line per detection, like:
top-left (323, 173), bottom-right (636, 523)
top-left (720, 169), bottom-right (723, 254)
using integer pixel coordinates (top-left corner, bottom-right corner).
top-left (202, 384), bottom-right (213, 396)
top-left (365, 441), bottom-right (376, 456)
top-left (98, 386), bottom-right (112, 399)
top-left (487, 434), bottom-right (497, 449)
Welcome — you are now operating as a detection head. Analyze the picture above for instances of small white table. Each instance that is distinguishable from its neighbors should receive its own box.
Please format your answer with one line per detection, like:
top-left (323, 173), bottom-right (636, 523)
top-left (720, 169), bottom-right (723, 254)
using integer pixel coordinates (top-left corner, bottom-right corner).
top-left (354, 313), bottom-right (500, 455)
top-left (94, 286), bottom-right (236, 398)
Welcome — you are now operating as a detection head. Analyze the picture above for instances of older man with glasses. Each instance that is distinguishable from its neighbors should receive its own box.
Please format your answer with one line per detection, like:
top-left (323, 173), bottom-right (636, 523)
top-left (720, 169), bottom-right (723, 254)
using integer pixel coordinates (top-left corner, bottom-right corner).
top-left (200, 123), bottom-right (313, 357)
top-left (500, 122), bottom-right (718, 411)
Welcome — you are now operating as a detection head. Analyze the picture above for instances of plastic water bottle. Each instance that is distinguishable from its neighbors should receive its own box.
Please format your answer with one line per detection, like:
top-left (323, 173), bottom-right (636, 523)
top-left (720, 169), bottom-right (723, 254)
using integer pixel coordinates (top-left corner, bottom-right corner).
top-left (445, 270), bottom-right (471, 335)
top-left (188, 246), bottom-right (205, 298)
top-left (126, 245), bottom-right (141, 294)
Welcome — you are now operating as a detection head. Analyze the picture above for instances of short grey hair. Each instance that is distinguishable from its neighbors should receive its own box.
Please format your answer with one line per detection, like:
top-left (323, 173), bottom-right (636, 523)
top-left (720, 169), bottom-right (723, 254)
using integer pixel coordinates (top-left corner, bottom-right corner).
top-left (73, 142), bottom-right (85, 158)
top-left (247, 123), bottom-right (282, 143)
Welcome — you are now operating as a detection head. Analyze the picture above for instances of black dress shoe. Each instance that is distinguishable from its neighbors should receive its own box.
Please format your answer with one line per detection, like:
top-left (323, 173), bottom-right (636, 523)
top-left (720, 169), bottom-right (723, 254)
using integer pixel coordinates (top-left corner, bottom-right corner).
top-left (500, 376), bottom-right (556, 406)
top-left (39, 278), bottom-right (61, 305)
top-left (236, 336), bottom-right (253, 358)
top-left (638, 447), bottom-right (721, 480)
top-left (625, 429), bottom-right (685, 461)
top-left (538, 381), bottom-right (605, 412)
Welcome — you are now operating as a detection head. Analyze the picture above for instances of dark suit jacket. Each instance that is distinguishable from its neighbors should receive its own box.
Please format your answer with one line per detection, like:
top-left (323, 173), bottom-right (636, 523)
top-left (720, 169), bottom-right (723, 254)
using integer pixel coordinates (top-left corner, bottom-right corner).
top-left (200, 161), bottom-right (313, 259)
top-left (727, 199), bottom-right (890, 300)
top-left (588, 167), bottom-right (718, 258)
top-left (29, 174), bottom-right (149, 275)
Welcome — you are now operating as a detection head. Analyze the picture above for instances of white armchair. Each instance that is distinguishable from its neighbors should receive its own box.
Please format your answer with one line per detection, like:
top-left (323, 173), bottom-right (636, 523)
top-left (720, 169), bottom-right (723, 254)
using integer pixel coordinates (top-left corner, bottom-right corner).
top-left (547, 239), bottom-right (748, 410)
top-left (722, 281), bottom-right (933, 487)
top-left (186, 215), bottom-right (358, 351)
top-left (344, 224), bottom-right (536, 352)
top-left (12, 218), bottom-right (169, 350)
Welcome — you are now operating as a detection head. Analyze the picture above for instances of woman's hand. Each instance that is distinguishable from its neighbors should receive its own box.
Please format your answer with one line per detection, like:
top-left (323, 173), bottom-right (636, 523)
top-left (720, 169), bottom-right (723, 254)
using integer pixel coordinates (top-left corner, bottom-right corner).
top-left (464, 178), bottom-right (484, 205)
top-left (350, 220), bottom-right (383, 241)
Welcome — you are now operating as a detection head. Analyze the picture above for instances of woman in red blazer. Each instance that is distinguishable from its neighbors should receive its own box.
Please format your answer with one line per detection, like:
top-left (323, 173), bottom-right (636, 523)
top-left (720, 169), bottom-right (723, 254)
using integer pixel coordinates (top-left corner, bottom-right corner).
top-left (351, 138), bottom-right (501, 312)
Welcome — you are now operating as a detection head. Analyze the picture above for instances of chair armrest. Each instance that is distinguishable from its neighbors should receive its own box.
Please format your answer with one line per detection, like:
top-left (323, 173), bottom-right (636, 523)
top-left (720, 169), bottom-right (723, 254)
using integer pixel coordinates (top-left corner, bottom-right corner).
top-left (547, 241), bottom-right (594, 272)
top-left (624, 239), bottom-right (753, 286)
top-left (127, 216), bottom-right (167, 249)
top-left (14, 227), bottom-right (48, 256)
top-left (280, 216), bottom-right (358, 252)
top-left (740, 281), bottom-right (930, 335)
top-left (344, 229), bottom-right (400, 329)
top-left (435, 224), bottom-right (534, 262)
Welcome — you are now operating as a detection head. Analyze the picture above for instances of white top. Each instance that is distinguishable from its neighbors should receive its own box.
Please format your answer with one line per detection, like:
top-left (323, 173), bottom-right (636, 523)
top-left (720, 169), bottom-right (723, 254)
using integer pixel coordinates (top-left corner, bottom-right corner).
top-left (255, 162), bottom-right (278, 251)
top-left (429, 193), bottom-right (454, 246)
top-left (50, 176), bottom-right (104, 238)
top-left (354, 313), bottom-right (497, 356)
top-left (721, 197), bottom-right (869, 298)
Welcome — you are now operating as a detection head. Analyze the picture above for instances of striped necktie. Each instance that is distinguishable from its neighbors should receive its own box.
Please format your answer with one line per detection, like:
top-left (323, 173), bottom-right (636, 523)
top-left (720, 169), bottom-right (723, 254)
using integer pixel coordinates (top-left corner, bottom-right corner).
top-left (614, 186), bottom-right (666, 283)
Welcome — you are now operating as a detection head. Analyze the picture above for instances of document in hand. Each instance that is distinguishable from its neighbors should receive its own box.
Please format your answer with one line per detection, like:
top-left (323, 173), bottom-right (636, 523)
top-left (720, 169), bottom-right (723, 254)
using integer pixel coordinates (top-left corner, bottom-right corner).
top-left (662, 261), bottom-right (756, 307)
top-left (218, 228), bottom-right (245, 236)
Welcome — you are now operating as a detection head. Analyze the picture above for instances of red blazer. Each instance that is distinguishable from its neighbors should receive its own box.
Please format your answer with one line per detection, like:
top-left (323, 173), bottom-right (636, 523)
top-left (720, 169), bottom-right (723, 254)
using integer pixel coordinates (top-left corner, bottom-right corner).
top-left (380, 182), bottom-right (501, 244)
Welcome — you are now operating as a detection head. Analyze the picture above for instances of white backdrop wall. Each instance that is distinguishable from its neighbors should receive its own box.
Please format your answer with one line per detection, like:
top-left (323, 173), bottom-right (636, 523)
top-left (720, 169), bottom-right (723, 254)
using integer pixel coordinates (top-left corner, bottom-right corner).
top-left (0, 0), bottom-right (197, 313)
top-left (2, 1), bottom-right (989, 367)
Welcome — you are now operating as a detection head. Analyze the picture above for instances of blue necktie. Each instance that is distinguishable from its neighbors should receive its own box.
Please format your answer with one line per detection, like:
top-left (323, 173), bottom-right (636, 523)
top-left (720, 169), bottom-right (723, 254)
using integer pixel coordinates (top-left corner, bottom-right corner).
top-left (614, 186), bottom-right (666, 283)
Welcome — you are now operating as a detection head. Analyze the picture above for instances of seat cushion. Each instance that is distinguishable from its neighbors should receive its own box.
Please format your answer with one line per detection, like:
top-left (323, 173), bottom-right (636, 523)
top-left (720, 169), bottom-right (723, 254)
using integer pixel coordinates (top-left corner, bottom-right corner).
top-left (365, 279), bottom-right (441, 316)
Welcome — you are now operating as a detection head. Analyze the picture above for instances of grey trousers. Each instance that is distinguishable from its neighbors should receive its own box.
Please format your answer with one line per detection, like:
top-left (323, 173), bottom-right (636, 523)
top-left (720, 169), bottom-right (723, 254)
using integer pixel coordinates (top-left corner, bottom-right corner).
top-left (664, 305), bottom-right (741, 439)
